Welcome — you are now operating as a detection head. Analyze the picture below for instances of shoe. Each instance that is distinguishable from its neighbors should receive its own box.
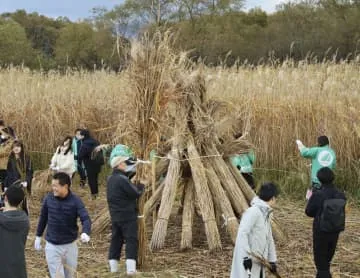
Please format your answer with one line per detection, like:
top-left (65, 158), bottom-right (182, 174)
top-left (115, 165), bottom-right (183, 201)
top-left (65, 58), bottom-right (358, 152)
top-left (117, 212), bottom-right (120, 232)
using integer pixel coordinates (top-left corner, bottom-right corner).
top-left (79, 180), bottom-right (86, 188)
top-left (126, 259), bottom-right (136, 275)
top-left (109, 259), bottom-right (119, 273)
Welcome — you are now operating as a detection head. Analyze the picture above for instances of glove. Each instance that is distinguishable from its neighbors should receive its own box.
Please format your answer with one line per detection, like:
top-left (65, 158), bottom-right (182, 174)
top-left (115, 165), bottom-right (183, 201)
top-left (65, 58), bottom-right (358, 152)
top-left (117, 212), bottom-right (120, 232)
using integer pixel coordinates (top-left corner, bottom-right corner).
top-left (80, 233), bottom-right (90, 243)
top-left (269, 262), bottom-right (277, 274)
top-left (243, 257), bottom-right (252, 271)
top-left (137, 183), bottom-right (145, 192)
top-left (34, 236), bottom-right (42, 251)
top-left (21, 181), bottom-right (28, 188)
top-left (296, 139), bottom-right (305, 150)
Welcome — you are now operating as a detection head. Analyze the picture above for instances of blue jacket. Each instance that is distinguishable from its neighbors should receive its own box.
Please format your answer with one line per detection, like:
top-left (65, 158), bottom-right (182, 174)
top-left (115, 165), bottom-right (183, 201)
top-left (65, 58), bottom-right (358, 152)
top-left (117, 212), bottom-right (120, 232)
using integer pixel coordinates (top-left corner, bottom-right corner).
top-left (36, 191), bottom-right (91, 245)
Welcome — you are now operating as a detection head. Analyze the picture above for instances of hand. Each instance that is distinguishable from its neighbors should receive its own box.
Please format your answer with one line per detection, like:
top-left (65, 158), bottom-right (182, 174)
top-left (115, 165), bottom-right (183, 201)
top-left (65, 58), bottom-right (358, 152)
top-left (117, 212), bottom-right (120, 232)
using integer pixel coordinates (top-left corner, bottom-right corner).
top-left (80, 233), bottom-right (90, 243)
top-left (34, 236), bottom-right (42, 251)
top-left (296, 139), bottom-right (304, 150)
top-left (243, 257), bottom-right (252, 271)
top-left (21, 181), bottom-right (28, 188)
top-left (269, 262), bottom-right (277, 274)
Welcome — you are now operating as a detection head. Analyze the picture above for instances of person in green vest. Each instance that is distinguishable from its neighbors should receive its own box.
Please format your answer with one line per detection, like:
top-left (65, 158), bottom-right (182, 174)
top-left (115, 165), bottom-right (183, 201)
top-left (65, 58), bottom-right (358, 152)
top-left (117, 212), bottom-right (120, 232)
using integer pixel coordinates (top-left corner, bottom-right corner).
top-left (230, 133), bottom-right (256, 190)
top-left (231, 150), bottom-right (256, 190)
top-left (296, 135), bottom-right (336, 191)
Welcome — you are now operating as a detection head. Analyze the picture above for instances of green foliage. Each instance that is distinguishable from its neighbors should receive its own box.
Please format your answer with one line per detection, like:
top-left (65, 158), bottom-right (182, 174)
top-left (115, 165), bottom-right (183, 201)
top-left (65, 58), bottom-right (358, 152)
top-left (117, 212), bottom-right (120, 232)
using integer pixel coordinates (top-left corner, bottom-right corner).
top-left (0, 19), bottom-right (34, 66)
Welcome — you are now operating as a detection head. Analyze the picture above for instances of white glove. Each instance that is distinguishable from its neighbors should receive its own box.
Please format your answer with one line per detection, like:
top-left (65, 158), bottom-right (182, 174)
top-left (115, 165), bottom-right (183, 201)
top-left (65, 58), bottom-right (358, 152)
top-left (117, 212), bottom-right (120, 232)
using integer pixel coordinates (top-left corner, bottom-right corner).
top-left (21, 181), bottom-right (28, 188)
top-left (34, 236), bottom-right (42, 251)
top-left (296, 139), bottom-right (305, 150)
top-left (80, 233), bottom-right (90, 243)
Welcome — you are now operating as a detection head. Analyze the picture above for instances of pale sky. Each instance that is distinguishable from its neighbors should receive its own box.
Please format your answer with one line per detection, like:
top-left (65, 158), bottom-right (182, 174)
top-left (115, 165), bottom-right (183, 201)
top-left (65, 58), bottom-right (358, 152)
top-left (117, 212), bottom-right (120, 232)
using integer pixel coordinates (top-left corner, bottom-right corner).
top-left (0, 0), bottom-right (285, 20)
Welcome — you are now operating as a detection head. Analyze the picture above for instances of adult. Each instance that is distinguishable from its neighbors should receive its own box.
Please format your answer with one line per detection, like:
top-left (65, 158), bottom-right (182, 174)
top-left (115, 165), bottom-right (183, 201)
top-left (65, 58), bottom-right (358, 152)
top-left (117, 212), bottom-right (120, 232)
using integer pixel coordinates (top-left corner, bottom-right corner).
top-left (72, 128), bottom-right (87, 187)
top-left (107, 152), bottom-right (144, 275)
top-left (34, 172), bottom-right (91, 278)
top-left (4, 140), bottom-right (33, 194)
top-left (296, 135), bottom-right (336, 191)
top-left (305, 167), bottom-right (346, 278)
top-left (0, 184), bottom-right (29, 278)
top-left (230, 182), bottom-right (278, 278)
top-left (50, 136), bottom-right (76, 178)
top-left (78, 129), bottom-right (103, 199)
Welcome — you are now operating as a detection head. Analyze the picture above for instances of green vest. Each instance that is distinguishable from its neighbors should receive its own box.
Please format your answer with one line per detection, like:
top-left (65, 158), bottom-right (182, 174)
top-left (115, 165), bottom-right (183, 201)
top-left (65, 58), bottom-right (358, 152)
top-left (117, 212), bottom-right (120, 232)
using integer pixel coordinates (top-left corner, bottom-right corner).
top-left (230, 150), bottom-right (255, 173)
top-left (300, 145), bottom-right (336, 184)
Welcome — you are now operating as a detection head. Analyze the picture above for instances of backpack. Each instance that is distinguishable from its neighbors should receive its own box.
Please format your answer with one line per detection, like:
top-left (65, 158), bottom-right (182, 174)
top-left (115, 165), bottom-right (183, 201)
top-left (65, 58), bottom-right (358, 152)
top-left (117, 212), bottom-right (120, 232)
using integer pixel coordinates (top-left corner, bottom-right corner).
top-left (91, 149), bottom-right (105, 166)
top-left (319, 198), bottom-right (346, 233)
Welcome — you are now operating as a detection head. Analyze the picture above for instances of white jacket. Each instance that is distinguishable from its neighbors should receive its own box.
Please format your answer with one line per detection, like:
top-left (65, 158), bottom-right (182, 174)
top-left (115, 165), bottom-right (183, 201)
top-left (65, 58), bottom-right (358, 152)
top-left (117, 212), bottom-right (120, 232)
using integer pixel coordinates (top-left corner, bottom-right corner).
top-left (50, 147), bottom-right (76, 177)
top-left (230, 197), bottom-right (277, 278)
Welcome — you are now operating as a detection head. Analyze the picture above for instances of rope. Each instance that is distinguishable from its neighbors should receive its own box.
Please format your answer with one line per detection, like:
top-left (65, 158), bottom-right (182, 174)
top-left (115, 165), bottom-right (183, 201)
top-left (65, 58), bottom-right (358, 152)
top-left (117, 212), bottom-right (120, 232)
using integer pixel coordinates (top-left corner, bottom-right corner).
top-left (221, 214), bottom-right (238, 228)
top-left (154, 154), bottom-right (222, 162)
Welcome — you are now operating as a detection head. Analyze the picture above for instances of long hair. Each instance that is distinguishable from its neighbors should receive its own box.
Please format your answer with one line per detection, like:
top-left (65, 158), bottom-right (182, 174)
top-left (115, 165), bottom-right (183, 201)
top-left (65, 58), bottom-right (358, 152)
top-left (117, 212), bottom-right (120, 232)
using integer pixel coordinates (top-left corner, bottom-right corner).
top-left (9, 140), bottom-right (26, 166)
top-left (57, 136), bottom-right (73, 155)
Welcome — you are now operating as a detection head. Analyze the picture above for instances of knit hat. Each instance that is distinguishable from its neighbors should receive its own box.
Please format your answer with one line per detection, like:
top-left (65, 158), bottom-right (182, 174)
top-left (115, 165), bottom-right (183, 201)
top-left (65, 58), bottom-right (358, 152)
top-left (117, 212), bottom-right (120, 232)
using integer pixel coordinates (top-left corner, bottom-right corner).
top-left (318, 136), bottom-right (329, 147)
top-left (109, 144), bottom-right (134, 166)
top-left (110, 156), bottom-right (129, 169)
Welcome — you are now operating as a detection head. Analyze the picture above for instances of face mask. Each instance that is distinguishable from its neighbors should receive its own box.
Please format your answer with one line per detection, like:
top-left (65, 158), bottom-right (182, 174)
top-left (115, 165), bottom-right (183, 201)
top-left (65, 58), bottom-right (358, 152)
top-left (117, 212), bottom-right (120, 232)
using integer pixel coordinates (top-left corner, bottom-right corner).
top-left (124, 160), bottom-right (137, 178)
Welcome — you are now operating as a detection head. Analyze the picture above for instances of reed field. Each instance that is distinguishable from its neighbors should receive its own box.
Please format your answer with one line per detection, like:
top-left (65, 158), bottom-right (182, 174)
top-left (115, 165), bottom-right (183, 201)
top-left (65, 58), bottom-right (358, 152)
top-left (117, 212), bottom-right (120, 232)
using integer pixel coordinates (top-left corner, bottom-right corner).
top-left (0, 61), bottom-right (359, 198)
top-left (1, 59), bottom-right (359, 277)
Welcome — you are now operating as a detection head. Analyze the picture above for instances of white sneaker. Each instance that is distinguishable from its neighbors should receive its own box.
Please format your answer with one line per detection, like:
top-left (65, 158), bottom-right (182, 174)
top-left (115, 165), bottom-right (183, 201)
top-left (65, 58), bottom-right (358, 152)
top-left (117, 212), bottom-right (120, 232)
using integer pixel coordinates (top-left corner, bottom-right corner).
top-left (126, 259), bottom-right (136, 275)
top-left (109, 259), bottom-right (119, 273)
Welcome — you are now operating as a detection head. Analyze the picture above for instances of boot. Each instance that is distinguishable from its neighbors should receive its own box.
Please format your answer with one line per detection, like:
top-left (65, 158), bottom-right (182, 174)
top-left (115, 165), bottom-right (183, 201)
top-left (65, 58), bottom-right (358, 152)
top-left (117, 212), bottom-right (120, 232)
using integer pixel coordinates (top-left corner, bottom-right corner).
top-left (126, 259), bottom-right (136, 275)
top-left (109, 259), bottom-right (119, 273)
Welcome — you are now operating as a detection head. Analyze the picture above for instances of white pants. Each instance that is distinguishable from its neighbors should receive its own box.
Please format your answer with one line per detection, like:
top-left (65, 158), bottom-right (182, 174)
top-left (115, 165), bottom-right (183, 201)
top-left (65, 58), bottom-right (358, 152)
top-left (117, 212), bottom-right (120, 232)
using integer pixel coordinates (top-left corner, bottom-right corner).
top-left (45, 241), bottom-right (78, 278)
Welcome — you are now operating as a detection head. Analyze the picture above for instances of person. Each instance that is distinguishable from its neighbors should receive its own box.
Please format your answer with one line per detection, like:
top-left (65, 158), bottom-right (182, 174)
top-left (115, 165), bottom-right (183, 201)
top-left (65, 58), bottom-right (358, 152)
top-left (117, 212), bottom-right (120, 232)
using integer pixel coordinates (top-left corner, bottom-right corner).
top-left (0, 128), bottom-right (15, 192)
top-left (50, 136), bottom-right (76, 178)
top-left (230, 182), bottom-right (278, 278)
top-left (0, 184), bottom-right (29, 278)
top-left (296, 135), bottom-right (336, 191)
top-left (34, 172), bottom-right (91, 278)
top-left (107, 152), bottom-right (144, 275)
top-left (78, 129), bottom-right (103, 199)
top-left (4, 140), bottom-right (33, 195)
top-left (305, 167), bottom-right (346, 278)
top-left (0, 120), bottom-right (16, 144)
top-left (72, 128), bottom-right (87, 187)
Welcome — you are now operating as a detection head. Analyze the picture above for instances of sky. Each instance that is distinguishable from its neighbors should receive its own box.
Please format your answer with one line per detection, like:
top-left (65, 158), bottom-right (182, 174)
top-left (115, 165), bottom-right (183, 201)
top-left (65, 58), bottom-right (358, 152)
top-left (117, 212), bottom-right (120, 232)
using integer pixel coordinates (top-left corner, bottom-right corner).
top-left (0, 0), bottom-right (286, 21)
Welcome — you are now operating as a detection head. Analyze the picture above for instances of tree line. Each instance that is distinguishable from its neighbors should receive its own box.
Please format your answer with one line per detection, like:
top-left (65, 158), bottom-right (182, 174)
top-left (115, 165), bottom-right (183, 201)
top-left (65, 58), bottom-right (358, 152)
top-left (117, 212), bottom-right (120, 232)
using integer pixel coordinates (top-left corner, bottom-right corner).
top-left (1, 0), bottom-right (359, 70)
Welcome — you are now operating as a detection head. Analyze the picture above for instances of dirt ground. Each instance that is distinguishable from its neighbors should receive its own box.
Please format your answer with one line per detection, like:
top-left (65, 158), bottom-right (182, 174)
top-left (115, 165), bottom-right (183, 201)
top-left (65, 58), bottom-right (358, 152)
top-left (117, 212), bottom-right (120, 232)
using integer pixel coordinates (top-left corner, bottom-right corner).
top-left (26, 183), bottom-right (360, 278)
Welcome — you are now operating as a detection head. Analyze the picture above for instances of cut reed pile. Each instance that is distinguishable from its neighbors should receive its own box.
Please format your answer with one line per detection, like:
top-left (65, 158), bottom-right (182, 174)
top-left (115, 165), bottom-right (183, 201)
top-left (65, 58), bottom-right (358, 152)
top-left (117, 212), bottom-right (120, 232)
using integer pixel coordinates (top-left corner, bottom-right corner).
top-left (90, 31), bottom-right (285, 255)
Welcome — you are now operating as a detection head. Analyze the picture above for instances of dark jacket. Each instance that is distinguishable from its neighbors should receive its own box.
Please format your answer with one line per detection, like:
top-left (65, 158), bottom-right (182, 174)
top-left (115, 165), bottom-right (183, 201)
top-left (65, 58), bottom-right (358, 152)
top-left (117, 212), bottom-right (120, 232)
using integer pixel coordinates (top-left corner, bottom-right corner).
top-left (5, 155), bottom-right (33, 193)
top-left (305, 184), bottom-right (346, 233)
top-left (78, 137), bottom-right (101, 172)
top-left (107, 169), bottom-right (144, 222)
top-left (0, 210), bottom-right (29, 278)
top-left (36, 191), bottom-right (91, 245)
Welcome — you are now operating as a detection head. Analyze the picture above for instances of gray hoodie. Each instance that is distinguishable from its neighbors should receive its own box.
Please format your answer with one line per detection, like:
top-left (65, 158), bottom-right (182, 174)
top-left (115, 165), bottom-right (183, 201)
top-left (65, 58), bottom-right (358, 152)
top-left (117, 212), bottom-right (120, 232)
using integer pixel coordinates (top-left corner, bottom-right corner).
top-left (230, 197), bottom-right (277, 278)
top-left (0, 210), bottom-right (29, 278)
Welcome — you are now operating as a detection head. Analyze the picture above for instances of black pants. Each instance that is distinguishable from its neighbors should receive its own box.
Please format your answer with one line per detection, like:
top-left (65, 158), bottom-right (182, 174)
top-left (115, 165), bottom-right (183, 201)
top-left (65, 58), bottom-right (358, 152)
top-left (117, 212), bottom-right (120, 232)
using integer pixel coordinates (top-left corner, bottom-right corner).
top-left (313, 231), bottom-right (339, 278)
top-left (109, 220), bottom-right (138, 260)
top-left (77, 164), bottom-right (87, 181)
top-left (242, 172), bottom-right (255, 190)
top-left (86, 168), bottom-right (99, 195)
top-left (0, 169), bottom-right (7, 192)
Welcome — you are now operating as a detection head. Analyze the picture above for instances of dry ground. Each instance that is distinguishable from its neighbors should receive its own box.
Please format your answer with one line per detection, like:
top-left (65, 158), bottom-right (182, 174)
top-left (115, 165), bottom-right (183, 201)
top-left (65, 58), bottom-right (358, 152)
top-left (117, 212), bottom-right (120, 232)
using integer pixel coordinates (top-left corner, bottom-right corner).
top-left (26, 182), bottom-right (360, 278)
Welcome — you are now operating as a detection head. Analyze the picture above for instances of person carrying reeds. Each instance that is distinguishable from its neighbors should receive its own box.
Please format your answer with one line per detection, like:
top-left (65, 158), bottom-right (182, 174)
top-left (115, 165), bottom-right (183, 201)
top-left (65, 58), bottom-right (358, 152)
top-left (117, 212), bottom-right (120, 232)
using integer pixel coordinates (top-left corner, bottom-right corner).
top-left (72, 128), bottom-right (87, 187)
top-left (231, 133), bottom-right (256, 190)
top-left (50, 136), bottom-right (76, 178)
top-left (230, 182), bottom-right (278, 278)
top-left (296, 136), bottom-right (336, 196)
top-left (34, 172), bottom-right (91, 278)
top-left (4, 140), bottom-right (33, 195)
top-left (305, 167), bottom-right (346, 278)
top-left (0, 184), bottom-right (29, 278)
top-left (77, 129), bottom-right (103, 200)
top-left (106, 146), bottom-right (145, 275)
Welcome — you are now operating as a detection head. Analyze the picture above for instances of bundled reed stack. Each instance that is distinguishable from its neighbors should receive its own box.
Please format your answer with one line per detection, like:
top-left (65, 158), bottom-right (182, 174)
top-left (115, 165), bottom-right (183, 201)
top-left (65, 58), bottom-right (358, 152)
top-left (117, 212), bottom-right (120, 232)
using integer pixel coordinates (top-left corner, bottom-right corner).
top-left (92, 31), bottom-right (284, 256)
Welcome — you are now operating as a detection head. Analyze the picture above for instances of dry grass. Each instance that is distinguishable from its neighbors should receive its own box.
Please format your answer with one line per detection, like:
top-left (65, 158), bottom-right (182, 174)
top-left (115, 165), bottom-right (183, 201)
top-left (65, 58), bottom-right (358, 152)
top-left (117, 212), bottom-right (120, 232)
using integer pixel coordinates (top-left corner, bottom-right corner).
top-left (26, 183), bottom-right (360, 277)
top-left (1, 62), bottom-right (359, 196)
